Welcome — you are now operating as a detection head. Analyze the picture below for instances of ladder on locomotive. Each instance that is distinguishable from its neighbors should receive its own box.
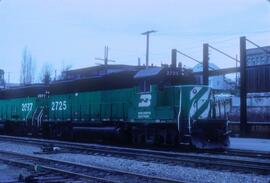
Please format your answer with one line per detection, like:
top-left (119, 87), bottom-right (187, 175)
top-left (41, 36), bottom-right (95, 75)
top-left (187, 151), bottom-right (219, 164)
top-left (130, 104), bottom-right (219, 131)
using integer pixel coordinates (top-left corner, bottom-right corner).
top-left (31, 107), bottom-right (43, 128)
top-left (28, 94), bottom-right (46, 134)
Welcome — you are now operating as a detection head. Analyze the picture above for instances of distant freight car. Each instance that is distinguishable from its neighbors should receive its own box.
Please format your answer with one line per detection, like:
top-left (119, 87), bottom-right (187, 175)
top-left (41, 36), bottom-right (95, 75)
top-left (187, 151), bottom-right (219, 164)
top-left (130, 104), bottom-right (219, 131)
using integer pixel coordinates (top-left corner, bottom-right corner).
top-left (0, 66), bottom-right (229, 149)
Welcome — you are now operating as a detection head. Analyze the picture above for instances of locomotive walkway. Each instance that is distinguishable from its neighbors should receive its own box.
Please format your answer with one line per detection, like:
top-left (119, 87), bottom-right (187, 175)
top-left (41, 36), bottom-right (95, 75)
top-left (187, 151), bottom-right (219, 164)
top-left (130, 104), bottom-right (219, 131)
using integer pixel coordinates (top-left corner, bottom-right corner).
top-left (0, 135), bottom-right (269, 176)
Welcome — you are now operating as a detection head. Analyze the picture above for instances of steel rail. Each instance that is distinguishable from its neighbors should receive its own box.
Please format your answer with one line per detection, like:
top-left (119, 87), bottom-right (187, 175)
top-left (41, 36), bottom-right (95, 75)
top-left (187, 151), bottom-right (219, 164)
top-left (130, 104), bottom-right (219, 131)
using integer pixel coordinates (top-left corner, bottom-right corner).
top-left (0, 149), bottom-right (183, 183)
top-left (0, 135), bottom-right (270, 175)
top-left (0, 157), bottom-right (84, 183)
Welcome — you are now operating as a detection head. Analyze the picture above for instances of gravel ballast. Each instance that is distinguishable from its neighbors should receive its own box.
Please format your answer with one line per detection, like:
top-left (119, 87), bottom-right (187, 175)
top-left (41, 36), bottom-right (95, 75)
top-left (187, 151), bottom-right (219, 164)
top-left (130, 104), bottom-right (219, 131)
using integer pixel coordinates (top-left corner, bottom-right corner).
top-left (0, 141), bottom-right (269, 183)
top-left (0, 163), bottom-right (31, 182)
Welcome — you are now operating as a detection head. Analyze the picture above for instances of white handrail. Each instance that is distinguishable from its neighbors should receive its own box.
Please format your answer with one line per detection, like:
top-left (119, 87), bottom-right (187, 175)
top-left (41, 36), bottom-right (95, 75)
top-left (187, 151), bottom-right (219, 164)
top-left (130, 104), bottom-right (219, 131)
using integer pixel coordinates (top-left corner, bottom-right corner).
top-left (37, 109), bottom-right (43, 127)
top-left (177, 88), bottom-right (182, 132)
top-left (31, 108), bottom-right (38, 126)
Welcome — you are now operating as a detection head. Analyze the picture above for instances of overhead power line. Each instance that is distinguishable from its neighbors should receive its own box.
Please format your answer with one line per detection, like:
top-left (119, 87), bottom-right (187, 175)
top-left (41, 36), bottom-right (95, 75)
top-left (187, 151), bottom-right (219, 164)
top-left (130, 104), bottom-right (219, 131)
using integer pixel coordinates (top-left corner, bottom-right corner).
top-left (176, 50), bottom-right (216, 70)
top-left (208, 45), bottom-right (240, 63)
top-left (245, 38), bottom-right (270, 55)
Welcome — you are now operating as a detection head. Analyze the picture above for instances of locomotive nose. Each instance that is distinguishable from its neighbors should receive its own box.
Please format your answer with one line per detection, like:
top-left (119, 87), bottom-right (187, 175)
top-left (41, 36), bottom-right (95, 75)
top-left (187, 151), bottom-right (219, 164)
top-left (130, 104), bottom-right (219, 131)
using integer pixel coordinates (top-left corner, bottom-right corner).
top-left (176, 86), bottom-right (230, 149)
top-left (191, 119), bottom-right (230, 149)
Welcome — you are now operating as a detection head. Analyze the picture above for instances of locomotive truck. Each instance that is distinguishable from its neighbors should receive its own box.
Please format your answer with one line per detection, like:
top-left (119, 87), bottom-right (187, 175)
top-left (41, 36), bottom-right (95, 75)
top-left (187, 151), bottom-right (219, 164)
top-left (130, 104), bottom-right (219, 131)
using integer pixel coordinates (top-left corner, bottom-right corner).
top-left (0, 65), bottom-right (229, 149)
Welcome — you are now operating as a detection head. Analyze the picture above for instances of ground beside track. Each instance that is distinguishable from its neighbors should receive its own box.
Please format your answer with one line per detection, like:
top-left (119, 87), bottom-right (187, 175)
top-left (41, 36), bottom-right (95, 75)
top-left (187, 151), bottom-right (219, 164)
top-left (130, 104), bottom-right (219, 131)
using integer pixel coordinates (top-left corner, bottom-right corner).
top-left (230, 138), bottom-right (270, 152)
top-left (0, 163), bottom-right (31, 182)
top-left (0, 140), bottom-right (269, 183)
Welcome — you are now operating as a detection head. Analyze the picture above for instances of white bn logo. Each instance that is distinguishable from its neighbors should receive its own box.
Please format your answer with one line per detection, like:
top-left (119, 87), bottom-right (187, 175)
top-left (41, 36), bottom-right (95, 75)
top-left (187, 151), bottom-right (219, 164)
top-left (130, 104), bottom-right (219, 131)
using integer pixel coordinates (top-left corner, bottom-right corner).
top-left (138, 94), bottom-right (152, 107)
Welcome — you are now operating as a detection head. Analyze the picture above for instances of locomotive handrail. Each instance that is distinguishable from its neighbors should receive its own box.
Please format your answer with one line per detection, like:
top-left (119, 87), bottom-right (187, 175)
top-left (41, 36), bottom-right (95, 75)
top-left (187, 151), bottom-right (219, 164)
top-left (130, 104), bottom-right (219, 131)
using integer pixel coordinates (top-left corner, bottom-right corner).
top-left (31, 107), bottom-right (38, 126)
top-left (177, 88), bottom-right (182, 132)
top-left (25, 108), bottom-right (32, 120)
top-left (37, 109), bottom-right (43, 127)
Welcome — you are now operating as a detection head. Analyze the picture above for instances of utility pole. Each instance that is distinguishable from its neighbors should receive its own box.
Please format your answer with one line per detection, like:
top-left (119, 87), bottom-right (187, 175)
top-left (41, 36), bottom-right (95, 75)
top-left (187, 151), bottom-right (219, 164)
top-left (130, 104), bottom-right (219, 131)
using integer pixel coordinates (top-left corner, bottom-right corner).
top-left (95, 46), bottom-right (116, 65)
top-left (141, 30), bottom-right (157, 69)
top-left (8, 72), bottom-right (10, 84)
top-left (171, 49), bottom-right (177, 68)
top-left (138, 57), bottom-right (141, 66)
top-left (104, 46), bottom-right (108, 65)
top-left (240, 36), bottom-right (247, 136)
top-left (235, 54), bottom-right (238, 89)
top-left (203, 43), bottom-right (209, 85)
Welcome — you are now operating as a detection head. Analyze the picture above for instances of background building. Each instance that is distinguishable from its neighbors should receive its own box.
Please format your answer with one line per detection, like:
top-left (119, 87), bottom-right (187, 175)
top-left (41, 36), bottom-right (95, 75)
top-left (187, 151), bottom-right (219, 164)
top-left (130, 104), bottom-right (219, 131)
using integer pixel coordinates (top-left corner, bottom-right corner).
top-left (192, 63), bottom-right (235, 90)
top-left (246, 46), bottom-right (270, 92)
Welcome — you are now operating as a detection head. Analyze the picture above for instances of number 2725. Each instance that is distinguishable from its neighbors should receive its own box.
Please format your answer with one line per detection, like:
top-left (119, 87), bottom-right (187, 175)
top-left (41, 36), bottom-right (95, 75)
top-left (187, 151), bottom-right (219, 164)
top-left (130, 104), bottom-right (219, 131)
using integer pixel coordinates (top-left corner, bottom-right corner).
top-left (51, 101), bottom-right (67, 111)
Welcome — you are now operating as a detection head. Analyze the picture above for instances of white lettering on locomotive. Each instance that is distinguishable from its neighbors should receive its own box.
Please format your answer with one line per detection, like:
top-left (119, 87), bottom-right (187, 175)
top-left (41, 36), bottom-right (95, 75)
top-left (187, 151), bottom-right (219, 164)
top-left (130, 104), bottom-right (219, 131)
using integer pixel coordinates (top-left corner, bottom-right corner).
top-left (138, 111), bottom-right (151, 118)
top-left (138, 94), bottom-right (152, 107)
top-left (51, 100), bottom-right (67, 111)
top-left (21, 103), bottom-right (33, 112)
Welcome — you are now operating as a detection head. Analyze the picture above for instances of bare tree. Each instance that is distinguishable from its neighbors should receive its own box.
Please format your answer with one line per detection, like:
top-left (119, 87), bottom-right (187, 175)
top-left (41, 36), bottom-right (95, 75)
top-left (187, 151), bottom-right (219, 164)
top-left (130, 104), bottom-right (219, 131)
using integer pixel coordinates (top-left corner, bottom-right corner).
top-left (20, 48), bottom-right (35, 85)
top-left (40, 63), bottom-right (53, 85)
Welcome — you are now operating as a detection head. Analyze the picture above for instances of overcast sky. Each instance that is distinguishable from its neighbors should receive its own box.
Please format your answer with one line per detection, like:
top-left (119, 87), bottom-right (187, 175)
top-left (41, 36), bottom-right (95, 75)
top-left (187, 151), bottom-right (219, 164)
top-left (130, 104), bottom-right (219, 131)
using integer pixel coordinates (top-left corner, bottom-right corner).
top-left (0, 0), bottom-right (270, 82)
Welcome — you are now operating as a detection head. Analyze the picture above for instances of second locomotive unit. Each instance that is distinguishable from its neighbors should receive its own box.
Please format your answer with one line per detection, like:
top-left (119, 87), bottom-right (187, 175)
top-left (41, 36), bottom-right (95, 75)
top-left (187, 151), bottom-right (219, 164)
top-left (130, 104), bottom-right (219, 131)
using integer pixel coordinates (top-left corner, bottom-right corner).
top-left (0, 65), bottom-right (229, 149)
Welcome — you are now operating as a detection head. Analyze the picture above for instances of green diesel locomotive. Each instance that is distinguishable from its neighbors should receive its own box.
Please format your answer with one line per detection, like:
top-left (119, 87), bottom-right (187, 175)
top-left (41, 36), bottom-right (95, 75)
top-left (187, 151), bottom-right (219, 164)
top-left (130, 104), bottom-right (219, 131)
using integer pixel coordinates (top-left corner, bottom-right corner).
top-left (0, 66), bottom-right (229, 149)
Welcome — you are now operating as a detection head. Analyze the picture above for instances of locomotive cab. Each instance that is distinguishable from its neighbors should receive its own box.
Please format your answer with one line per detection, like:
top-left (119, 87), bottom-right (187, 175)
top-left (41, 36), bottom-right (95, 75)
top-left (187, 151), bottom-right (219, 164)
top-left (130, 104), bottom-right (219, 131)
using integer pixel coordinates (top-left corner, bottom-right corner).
top-left (130, 67), bottom-right (229, 149)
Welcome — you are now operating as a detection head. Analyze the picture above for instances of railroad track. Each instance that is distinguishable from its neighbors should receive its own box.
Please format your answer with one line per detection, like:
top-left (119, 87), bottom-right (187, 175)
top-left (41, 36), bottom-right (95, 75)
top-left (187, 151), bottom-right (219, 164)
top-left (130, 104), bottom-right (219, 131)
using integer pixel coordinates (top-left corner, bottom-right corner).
top-left (0, 151), bottom-right (90, 183)
top-left (0, 149), bottom-right (183, 183)
top-left (0, 170), bottom-right (81, 183)
top-left (0, 135), bottom-right (270, 175)
top-left (223, 148), bottom-right (270, 159)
